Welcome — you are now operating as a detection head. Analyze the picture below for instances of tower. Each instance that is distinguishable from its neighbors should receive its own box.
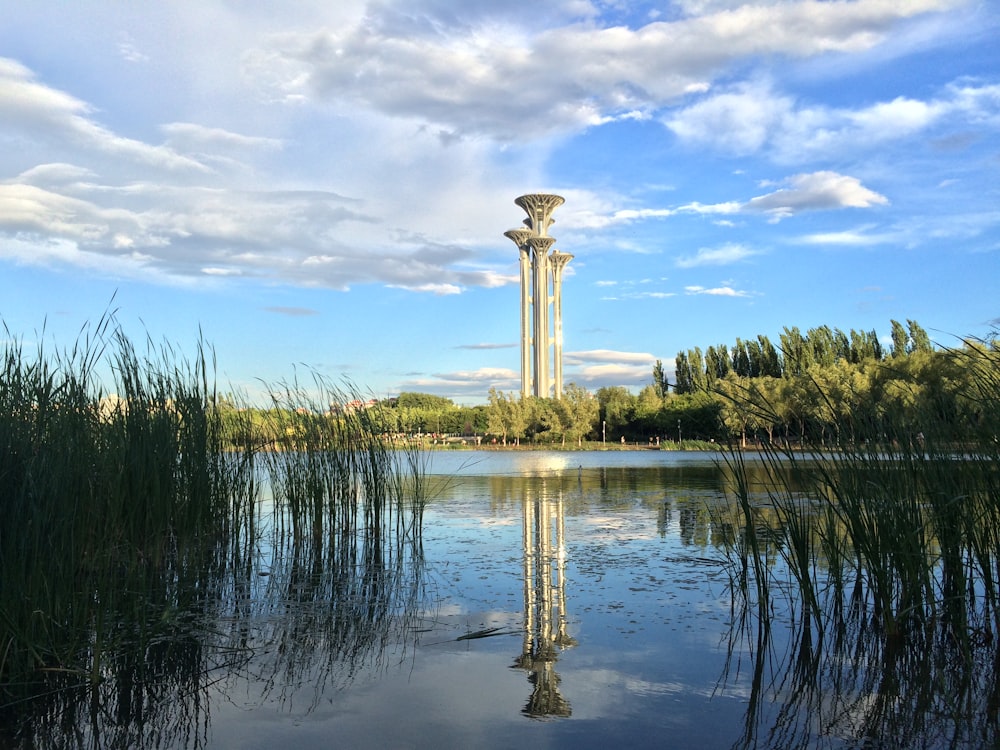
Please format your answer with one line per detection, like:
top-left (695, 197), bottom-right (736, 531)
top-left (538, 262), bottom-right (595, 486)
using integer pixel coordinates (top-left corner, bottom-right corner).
top-left (503, 194), bottom-right (572, 399)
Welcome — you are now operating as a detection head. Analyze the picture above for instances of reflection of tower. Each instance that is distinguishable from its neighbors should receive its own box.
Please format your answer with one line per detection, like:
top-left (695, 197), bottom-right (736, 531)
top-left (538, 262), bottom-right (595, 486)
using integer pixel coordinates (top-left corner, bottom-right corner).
top-left (514, 487), bottom-right (575, 718)
top-left (503, 194), bottom-right (572, 399)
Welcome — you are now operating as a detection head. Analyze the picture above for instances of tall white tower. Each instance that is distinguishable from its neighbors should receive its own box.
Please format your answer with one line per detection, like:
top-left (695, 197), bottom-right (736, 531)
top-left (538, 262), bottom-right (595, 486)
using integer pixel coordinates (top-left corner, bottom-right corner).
top-left (503, 194), bottom-right (571, 399)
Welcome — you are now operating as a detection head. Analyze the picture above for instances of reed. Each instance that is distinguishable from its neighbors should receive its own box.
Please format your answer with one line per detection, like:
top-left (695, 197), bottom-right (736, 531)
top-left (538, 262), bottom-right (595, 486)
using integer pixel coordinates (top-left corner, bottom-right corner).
top-left (718, 335), bottom-right (1000, 745)
top-left (0, 315), bottom-right (427, 732)
top-left (721, 338), bottom-right (1000, 642)
top-left (261, 371), bottom-right (426, 546)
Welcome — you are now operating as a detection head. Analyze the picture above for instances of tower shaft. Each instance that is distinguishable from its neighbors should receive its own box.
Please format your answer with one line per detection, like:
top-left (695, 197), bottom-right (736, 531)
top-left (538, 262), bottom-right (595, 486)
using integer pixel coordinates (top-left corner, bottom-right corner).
top-left (506, 195), bottom-right (569, 400)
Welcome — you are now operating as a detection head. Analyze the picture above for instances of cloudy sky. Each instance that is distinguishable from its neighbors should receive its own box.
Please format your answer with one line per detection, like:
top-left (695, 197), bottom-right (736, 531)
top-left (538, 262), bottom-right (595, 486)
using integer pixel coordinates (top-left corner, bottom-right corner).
top-left (1, 0), bottom-right (997, 403)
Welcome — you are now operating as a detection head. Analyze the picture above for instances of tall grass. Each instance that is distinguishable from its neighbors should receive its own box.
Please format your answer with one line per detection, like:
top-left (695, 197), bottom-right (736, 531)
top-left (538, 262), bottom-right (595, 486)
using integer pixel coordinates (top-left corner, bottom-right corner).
top-left (261, 371), bottom-right (427, 544)
top-left (0, 316), bottom-right (428, 742)
top-left (717, 337), bottom-right (1000, 747)
top-left (0, 315), bottom-right (246, 690)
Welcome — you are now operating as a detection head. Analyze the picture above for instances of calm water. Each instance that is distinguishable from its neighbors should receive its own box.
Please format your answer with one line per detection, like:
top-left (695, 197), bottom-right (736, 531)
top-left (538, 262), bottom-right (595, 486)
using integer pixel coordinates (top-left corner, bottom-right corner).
top-left (208, 450), bottom-right (760, 749)
top-left (10, 449), bottom-right (989, 748)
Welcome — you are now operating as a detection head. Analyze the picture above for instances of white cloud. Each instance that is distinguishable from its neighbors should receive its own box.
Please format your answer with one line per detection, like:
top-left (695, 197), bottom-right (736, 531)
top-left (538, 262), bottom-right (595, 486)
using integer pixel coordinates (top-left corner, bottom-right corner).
top-left (0, 57), bottom-right (208, 173)
top-left (684, 285), bottom-right (750, 297)
top-left (249, 0), bottom-right (961, 140)
top-left (666, 76), bottom-right (999, 164)
top-left (744, 171), bottom-right (888, 219)
top-left (675, 243), bottom-right (760, 267)
top-left (796, 225), bottom-right (897, 246)
top-left (565, 349), bottom-right (658, 365)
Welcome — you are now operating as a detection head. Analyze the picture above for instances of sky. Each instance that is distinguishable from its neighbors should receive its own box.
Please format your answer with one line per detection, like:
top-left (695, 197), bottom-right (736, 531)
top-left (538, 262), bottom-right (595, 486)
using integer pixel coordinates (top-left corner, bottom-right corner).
top-left (1, 0), bottom-right (998, 404)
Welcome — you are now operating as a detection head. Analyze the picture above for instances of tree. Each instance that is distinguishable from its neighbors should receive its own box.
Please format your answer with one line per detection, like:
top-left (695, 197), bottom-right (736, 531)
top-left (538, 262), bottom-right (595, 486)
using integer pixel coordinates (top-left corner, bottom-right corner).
top-left (704, 346), bottom-right (723, 388)
top-left (633, 385), bottom-right (663, 437)
top-left (597, 386), bottom-right (635, 440)
top-left (808, 326), bottom-right (837, 368)
top-left (689, 347), bottom-right (707, 391)
top-left (561, 383), bottom-right (600, 446)
top-left (508, 396), bottom-right (529, 445)
top-left (486, 387), bottom-right (510, 444)
top-left (890, 319), bottom-right (909, 358)
top-left (849, 328), bottom-right (883, 363)
top-left (674, 351), bottom-right (693, 395)
top-left (732, 338), bottom-right (751, 377)
top-left (780, 326), bottom-right (811, 377)
top-left (395, 392), bottom-right (454, 411)
top-left (757, 335), bottom-right (782, 378)
top-left (652, 359), bottom-right (667, 397)
top-left (907, 319), bottom-right (932, 354)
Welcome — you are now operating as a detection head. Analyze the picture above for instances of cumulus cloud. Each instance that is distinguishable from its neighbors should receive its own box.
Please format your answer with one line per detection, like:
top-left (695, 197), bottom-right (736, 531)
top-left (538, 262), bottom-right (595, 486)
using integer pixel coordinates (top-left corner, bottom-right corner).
top-left (665, 76), bottom-right (999, 163)
top-left (561, 349), bottom-right (660, 387)
top-left (565, 349), bottom-right (659, 365)
top-left (744, 171), bottom-right (888, 219)
top-left (581, 170), bottom-right (886, 230)
top-left (398, 366), bottom-right (520, 399)
top-left (249, 0), bottom-right (960, 140)
top-left (0, 1), bottom-right (981, 299)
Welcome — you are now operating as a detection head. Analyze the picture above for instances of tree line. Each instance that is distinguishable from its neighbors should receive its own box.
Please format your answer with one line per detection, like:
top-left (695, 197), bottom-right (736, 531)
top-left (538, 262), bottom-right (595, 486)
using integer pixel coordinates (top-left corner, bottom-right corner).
top-left (481, 318), bottom-right (995, 448)
top-left (219, 318), bottom-right (995, 449)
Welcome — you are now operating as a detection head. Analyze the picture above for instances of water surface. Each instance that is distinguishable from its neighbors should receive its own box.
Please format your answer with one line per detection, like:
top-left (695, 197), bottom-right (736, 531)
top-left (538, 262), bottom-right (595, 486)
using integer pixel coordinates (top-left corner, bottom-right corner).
top-left (208, 450), bottom-right (755, 749)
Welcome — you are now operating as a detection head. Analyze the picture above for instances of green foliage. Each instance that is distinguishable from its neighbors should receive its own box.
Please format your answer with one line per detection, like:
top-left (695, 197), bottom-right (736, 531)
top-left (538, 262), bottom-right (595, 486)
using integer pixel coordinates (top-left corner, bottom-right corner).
top-left (394, 391), bottom-right (455, 411)
top-left (0, 316), bottom-right (426, 701)
top-left (646, 318), bottom-right (974, 445)
top-left (720, 332), bottom-right (1000, 644)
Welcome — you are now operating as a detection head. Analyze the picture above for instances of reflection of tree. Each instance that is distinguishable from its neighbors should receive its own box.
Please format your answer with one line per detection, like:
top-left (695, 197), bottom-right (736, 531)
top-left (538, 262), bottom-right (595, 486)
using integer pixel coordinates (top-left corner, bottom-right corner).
top-left (724, 595), bottom-right (1000, 749)
top-left (513, 484), bottom-right (575, 718)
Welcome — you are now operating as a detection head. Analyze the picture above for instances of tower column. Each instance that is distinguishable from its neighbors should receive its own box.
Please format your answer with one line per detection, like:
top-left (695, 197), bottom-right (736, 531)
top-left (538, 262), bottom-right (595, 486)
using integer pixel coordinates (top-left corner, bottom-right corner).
top-left (549, 251), bottom-right (573, 400)
top-left (505, 228), bottom-right (535, 400)
top-left (527, 236), bottom-right (556, 398)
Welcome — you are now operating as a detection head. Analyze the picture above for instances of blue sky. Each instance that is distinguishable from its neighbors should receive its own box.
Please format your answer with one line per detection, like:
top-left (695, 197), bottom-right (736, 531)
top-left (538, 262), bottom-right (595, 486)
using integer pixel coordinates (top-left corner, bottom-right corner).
top-left (1, 1), bottom-right (997, 404)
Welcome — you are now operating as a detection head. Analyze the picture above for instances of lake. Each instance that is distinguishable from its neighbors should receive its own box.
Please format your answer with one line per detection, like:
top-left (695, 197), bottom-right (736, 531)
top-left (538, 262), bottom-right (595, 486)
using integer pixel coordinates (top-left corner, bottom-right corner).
top-left (203, 450), bottom-right (750, 749)
top-left (7, 449), bottom-right (993, 749)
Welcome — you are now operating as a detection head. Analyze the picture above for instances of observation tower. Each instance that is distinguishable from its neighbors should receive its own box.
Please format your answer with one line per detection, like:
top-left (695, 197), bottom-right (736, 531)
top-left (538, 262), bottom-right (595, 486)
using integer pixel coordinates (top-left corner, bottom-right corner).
top-left (503, 194), bottom-right (572, 399)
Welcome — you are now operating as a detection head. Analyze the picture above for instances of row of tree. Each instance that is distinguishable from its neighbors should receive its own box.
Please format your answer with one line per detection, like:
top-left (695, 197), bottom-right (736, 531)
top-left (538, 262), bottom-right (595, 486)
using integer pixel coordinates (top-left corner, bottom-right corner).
top-left (477, 318), bottom-right (995, 448)
top-left (221, 319), bottom-right (994, 449)
top-left (662, 319), bottom-right (933, 395)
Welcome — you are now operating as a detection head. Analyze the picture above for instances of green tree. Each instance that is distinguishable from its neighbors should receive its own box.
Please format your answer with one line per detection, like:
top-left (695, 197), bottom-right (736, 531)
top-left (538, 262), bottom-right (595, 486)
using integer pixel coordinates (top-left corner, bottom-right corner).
top-left (907, 319), bottom-right (933, 354)
top-left (486, 387), bottom-right (510, 444)
top-left (674, 351), bottom-right (693, 395)
top-left (561, 383), bottom-right (600, 446)
top-left (780, 326), bottom-right (811, 377)
top-left (652, 359), bottom-right (667, 396)
top-left (597, 386), bottom-right (636, 441)
top-left (890, 319), bottom-right (909, 358)
top-left (689, 347), bottom-right (707, 391)
top-left (757, 335), bottom-right (782, 378)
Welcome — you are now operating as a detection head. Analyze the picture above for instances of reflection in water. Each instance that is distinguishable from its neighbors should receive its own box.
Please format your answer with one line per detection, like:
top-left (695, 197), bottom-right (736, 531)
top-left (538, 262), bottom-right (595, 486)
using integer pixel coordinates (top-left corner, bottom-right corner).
top-left (513, 482), bottom-right (576, 718)
top-left (2, 493), bottom-right (426, 749)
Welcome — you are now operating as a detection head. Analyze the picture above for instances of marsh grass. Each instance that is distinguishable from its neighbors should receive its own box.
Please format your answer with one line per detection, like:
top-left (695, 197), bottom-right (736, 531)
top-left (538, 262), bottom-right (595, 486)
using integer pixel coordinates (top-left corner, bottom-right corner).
top-left (716, 337), bottom-right (1000, 747)
top-left (0, 317), bottom-right (427, 743)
